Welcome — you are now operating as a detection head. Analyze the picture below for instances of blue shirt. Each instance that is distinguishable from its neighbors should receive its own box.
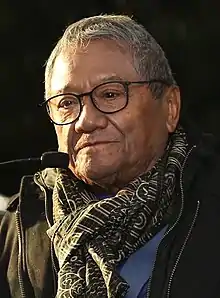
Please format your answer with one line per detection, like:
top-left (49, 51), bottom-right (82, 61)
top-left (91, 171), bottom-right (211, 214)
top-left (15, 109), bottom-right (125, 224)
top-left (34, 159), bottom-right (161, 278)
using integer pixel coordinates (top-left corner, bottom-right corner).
top-left (117, 226), bottom-right (167, 298)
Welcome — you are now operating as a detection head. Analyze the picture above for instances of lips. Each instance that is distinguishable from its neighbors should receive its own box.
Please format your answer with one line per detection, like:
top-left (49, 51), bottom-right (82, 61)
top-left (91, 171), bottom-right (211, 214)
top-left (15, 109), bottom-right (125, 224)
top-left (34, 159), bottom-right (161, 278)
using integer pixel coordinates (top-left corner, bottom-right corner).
top-left (75, 141), bottom-right (117, 153)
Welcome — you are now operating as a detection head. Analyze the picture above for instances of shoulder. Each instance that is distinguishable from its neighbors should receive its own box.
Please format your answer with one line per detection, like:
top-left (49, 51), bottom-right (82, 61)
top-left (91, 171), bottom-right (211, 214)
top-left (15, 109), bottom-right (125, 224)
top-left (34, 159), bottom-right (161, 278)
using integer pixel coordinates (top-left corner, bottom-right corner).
top-left (196, 133), bottom-right (220, 183)
top-left (0, 174), bottom-right (50, 237)
top-left (0, 174), bottom-right (47, 222)
top-left (185, 131), bottom-right (220, 201)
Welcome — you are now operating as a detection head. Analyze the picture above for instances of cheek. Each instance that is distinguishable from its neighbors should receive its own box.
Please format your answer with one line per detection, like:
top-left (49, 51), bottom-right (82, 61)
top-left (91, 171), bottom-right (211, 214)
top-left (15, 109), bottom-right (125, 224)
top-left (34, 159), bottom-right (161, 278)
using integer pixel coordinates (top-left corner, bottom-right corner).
top-left (124, 105), bottom-right (162, 151)
top-left (55, 126), bottom-right (72, 152)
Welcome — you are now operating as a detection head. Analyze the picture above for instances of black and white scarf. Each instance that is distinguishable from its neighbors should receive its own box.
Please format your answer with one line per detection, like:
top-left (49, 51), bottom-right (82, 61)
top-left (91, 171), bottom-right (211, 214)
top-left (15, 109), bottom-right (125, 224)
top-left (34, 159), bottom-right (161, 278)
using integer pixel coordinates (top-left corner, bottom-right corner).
top-left (42, 127), bottom-right (188, 298)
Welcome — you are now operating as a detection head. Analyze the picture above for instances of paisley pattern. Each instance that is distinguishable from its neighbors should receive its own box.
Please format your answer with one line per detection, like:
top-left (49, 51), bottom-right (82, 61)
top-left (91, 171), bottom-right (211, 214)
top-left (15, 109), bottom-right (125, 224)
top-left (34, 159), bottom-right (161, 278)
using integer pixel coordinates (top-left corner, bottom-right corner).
top-left (45, 127), bottom-right (188, 298)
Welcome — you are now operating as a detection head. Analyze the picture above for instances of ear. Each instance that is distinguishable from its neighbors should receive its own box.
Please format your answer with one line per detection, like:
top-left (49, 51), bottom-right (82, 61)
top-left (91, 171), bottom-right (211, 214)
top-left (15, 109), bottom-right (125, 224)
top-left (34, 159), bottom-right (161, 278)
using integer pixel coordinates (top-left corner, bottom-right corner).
top-left (164, 86), bottom-right (181, 133)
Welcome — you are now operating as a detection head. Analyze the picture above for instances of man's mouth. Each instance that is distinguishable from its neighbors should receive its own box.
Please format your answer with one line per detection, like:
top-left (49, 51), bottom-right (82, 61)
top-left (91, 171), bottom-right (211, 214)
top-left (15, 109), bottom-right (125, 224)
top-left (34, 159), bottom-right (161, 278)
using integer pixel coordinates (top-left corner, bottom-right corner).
top-left (75, 141), bottom-right (118, 154)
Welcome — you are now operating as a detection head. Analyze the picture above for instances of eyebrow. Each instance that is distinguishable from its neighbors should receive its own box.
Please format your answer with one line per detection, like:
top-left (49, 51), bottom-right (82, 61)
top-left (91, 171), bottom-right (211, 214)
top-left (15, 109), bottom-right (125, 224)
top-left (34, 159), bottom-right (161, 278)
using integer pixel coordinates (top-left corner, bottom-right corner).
top-left (52, 75), bottom-right (125, 96)
top-left (99, 75), bottom-right (125, 82)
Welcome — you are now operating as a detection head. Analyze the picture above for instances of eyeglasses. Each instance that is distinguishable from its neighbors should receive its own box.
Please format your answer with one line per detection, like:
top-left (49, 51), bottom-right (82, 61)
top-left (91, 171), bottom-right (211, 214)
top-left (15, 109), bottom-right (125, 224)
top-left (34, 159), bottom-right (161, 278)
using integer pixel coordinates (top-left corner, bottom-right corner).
top-left (39, 79), bottom-right (170, 125)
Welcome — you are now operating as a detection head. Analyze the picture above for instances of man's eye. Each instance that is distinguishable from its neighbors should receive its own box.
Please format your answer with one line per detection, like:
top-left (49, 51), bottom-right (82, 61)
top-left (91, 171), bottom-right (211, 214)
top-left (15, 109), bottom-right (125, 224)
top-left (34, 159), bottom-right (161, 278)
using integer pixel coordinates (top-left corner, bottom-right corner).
top-left (58, 98), bottom-right (77, 108)
top-left (102, 91), bottom-right (120, 99)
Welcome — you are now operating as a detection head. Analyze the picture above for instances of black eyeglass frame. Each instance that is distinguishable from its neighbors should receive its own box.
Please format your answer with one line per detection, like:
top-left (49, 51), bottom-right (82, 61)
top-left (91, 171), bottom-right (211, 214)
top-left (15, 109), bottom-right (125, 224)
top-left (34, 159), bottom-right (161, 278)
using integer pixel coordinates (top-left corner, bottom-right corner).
top-left (39, 79), bottom-right (172, 126)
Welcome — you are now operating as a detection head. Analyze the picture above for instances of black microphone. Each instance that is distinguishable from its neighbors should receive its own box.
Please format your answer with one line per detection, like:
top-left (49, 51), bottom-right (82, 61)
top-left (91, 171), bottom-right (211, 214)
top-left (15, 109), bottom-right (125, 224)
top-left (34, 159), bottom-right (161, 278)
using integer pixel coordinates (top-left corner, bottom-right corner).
top-left (0, 151), bottom-right (69, 170)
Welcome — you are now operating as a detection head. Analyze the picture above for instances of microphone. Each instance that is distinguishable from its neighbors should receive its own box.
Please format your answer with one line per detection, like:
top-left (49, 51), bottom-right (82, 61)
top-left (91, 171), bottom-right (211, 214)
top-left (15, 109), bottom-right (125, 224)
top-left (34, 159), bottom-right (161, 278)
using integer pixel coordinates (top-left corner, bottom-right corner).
top-left (0, 151), bottom-right (69, 170)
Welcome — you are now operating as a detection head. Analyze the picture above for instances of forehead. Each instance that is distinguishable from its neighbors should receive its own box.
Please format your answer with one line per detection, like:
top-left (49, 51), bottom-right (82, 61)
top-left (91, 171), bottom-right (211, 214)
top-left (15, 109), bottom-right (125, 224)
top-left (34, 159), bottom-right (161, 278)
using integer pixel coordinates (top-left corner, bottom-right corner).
top-left (50, 40), bottom-right (139, 95)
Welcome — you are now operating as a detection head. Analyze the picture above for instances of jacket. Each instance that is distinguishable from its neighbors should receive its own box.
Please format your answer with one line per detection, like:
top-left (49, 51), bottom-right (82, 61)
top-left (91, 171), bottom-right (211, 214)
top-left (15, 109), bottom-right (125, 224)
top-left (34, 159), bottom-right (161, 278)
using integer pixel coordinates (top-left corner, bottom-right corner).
top-left (1, 132), bottom-right (220, 298)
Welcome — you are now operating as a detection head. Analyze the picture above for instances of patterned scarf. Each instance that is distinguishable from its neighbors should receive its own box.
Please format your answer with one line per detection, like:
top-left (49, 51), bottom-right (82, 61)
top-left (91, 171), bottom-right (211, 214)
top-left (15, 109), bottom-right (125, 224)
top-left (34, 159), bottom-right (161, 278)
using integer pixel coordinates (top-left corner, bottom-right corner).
top-left (44, 127), bottom-right (188, 298)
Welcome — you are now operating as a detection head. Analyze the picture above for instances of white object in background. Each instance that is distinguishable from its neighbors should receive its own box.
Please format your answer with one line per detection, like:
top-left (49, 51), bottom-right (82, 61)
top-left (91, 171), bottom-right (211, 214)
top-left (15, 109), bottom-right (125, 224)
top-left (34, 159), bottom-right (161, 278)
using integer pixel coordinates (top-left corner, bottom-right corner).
top-left (0, 194), bottom-right (8, 212)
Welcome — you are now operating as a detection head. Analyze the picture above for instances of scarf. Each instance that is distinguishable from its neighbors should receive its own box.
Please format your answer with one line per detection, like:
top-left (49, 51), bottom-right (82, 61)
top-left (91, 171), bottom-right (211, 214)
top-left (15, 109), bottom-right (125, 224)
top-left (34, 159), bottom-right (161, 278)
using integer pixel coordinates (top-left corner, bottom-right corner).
top-left (42, 127), bottom-right (188, 298)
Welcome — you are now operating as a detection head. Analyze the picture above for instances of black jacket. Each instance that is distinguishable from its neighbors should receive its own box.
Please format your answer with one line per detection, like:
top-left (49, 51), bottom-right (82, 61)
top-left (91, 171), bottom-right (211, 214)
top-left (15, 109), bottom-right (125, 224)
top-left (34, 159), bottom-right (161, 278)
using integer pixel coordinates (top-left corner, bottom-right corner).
top-left (1, 133), bottom-right (220, 298)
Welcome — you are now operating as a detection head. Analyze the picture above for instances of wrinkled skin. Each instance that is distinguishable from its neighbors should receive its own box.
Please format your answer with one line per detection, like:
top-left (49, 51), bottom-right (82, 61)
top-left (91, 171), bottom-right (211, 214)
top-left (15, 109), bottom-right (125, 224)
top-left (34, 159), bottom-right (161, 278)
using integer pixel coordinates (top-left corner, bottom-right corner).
top-left (49, 40), bottom-right (180, 193)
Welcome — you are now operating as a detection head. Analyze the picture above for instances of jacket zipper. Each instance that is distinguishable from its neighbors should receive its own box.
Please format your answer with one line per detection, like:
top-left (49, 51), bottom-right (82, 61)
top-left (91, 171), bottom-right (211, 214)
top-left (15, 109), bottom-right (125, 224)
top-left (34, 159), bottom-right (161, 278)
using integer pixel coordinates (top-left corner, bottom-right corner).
top-left (15, 208), bottom-right (26, 298)
top-left (34, 173), bottom-right (53, 228)
top-left (34, 173), bottom-right (59, 294)
top-left (146, 145), bottom-right (197, 298)
top-left (166, 200), bottom-right (200, 297)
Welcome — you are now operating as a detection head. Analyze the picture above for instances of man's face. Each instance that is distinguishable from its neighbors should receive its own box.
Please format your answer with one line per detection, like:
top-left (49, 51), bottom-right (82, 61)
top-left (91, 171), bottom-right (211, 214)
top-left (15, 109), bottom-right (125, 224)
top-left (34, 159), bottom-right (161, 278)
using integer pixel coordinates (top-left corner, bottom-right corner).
top-left (49, 40), bottom-right (179, 189)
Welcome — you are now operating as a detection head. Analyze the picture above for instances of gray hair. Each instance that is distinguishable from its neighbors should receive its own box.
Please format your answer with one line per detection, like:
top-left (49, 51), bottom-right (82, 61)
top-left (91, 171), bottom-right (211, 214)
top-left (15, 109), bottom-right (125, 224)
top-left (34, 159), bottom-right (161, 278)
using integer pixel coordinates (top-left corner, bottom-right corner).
top-left (45, 14), bottom-right (176, 98)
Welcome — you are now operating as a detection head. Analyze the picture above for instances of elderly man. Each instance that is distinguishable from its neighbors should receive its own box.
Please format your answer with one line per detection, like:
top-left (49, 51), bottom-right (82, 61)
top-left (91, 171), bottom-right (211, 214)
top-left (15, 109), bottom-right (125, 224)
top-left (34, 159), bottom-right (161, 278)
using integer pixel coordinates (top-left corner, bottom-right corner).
top-left (0, 14), bottom-right (220, 298)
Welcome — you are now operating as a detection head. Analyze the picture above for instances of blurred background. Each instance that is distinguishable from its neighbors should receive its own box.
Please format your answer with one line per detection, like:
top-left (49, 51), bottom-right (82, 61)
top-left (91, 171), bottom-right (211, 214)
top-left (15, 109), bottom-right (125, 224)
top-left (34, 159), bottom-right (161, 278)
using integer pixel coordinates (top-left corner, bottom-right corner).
top-left (0, 0), bottom-right (220, 199)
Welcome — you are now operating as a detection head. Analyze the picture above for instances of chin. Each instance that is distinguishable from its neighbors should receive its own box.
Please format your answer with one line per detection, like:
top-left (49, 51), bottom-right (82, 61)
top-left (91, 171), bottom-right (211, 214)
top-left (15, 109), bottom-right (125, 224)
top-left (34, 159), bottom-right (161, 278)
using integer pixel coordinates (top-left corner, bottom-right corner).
top-left (69, 153), bottom-right (121, 184)
top-left (77, 167), bottom-right (106, 181)
top-left (74, 163), bottom-right (114, 185)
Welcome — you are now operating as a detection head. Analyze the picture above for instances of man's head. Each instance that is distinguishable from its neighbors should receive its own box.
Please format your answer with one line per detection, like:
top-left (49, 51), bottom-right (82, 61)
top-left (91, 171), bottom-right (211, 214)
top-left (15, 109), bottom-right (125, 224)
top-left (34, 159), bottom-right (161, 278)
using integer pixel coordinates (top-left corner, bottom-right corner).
top-left (44, 14), bottom-right (181, 192)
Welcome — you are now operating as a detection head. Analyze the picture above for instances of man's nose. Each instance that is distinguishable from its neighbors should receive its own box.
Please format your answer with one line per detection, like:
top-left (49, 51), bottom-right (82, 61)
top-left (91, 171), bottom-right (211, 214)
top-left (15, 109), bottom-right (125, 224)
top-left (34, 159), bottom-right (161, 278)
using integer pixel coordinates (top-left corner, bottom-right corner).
top-left (74, 97), bottom-right (108, 133)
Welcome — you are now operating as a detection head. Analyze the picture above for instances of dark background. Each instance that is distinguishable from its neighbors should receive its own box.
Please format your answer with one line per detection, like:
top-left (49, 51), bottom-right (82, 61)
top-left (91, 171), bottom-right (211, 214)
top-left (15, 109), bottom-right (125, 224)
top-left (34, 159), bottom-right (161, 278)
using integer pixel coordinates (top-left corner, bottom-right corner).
top-left (0, 0), bottom-right (220, 196)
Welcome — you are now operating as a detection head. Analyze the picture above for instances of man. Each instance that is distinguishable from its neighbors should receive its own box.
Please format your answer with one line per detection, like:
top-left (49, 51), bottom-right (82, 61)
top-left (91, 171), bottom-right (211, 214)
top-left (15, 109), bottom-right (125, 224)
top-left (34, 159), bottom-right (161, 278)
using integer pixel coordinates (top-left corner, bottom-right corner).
top-left (0, 14), bottom-right (220, 298)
